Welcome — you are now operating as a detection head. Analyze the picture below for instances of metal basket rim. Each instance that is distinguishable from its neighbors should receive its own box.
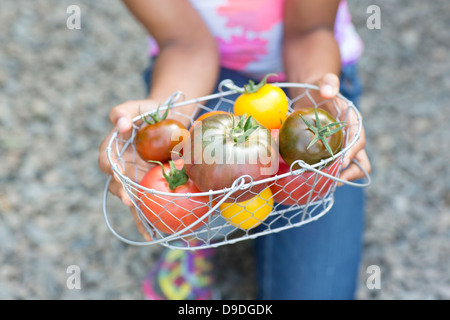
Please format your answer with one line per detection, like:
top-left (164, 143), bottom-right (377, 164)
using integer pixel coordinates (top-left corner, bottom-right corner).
top-left (105, 82), bottom-right (363, 198)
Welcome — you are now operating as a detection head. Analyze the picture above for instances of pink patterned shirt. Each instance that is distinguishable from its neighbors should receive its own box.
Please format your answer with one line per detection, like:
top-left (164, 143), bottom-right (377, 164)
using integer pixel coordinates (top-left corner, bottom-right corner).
top-left (148, 0), bottom-right (363, 80)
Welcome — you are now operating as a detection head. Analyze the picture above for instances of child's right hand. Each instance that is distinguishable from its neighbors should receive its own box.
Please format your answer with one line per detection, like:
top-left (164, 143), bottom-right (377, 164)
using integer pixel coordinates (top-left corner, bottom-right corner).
top-left (98, 99), bottom-right (161, 240)
top-left (290, 73), bottom-right (371, 184)
top-left (98, 95), bottom-right (203, 240)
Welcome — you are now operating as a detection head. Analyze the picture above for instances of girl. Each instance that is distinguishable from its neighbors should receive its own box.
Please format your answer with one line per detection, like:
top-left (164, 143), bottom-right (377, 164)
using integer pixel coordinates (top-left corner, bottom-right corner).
top-left (98, 0), bottom-right (371, 300)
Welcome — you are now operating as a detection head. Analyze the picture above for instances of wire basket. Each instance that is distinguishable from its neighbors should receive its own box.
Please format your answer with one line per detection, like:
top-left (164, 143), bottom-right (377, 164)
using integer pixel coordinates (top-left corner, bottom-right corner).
top-left (103, 81), bottom-right (370, 250)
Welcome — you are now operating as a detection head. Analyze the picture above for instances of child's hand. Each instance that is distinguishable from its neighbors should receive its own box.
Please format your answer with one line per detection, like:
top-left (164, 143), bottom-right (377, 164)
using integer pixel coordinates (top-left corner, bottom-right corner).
top-left (318, 73), bottom-right (341, 99)
top-left (317, 73), bottom-right (371, 185)
top-left (98, 99), bottom-right (162, 240)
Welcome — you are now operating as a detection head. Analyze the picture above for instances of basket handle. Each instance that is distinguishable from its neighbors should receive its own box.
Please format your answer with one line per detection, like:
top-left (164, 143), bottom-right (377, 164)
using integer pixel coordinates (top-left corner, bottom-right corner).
top-left (164, 91), bottom-right (185, 106)
top-left (102, 175), bottom-right (248, 246)
top-left (102, 176), bottom-right (150, 246)
top-left (292, 159), bottom-right (371, 188)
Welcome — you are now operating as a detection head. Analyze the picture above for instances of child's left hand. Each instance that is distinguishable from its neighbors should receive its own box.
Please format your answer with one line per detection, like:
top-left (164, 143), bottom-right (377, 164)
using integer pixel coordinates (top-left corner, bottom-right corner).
top-left (317, 73), bottom-right (371, 184)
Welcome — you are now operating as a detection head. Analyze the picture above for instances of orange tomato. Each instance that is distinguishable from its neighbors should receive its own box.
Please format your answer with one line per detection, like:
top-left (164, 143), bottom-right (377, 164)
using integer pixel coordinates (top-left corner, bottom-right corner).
top-left (189, 110), bottom-right (229, 132)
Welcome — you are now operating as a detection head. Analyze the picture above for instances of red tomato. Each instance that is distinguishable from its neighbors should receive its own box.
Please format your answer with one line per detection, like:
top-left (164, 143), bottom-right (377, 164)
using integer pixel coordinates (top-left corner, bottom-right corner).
top-left (134, 106), bottom-right (188, 163)
top-left (270, 157), bottom-right (341, 206)
top-left (139, 159), bottom-right (210, 235)
top-left (184, 113), bottom-right (278, 202)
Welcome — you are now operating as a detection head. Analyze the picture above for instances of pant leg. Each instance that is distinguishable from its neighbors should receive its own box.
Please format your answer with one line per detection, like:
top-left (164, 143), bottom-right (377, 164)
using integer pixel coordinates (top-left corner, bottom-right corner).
top-left (255, 63), bottom-right (366, 300)
top-left (255, 185), bottom-right (365, 300)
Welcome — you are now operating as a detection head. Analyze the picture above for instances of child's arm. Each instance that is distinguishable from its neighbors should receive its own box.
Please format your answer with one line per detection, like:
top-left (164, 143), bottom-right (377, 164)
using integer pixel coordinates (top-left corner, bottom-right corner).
top-left (99, 0), bottom-right (220, 226)
top-left (112, 0), bottom-right (220, 130)
top-left (282, 0), bottom-right (371, 183)
top-left (283, 0), bottom-right (341, 97)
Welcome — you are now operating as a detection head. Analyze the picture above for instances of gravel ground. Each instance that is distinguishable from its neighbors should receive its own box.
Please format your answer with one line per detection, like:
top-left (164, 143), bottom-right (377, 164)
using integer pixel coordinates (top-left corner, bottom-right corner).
top-left (1, 0), bottom-right (449, 300)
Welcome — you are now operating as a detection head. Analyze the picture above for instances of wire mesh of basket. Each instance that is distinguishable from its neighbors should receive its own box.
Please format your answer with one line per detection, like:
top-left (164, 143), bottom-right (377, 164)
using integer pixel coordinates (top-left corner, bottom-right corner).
top-left (103, 81), bottom-right (370, 250)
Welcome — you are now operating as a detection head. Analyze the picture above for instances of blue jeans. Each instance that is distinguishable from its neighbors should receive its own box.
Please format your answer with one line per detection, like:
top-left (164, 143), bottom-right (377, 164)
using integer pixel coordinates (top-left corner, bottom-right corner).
top-left (143, 63), bottom-right (365, 300)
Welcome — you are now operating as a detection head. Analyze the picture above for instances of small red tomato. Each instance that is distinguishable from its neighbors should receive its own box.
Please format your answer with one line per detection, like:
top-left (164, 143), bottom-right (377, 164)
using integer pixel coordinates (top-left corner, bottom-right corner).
top-left (134, 105), bottom-right (188, 162)
top-left (139, 158), bottom-right (210, 235)
top-left (270, 156), bottom-right (341, 206)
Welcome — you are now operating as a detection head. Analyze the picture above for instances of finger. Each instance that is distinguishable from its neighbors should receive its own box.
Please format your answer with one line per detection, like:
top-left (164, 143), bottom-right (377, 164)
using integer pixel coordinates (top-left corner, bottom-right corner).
top-left (342, 125), bottom-right (366, 169)
top-left (129, 206), bottom-right (152, 241)
top-left (98, 106), bottom-right (136, 177)
top-left (319, 73), bottom-right (340, 99)
top-left (108, 178), bottom-right (134, 207)
top-left (110, 179), bottom-right (153, 241)
top-left (98, 136), bottom-right (127, 188)
top-left (338, 149), bottom-right (371, 185)
top-left (110, 103), bottom-right (136, 133)
top-left (98, 131), bottom-right (115, 176)
top-left (110, 100), bottom-right (157, 133)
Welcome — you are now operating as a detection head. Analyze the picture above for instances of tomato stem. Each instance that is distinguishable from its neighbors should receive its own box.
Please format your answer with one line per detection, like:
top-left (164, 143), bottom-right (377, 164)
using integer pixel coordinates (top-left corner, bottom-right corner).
top-left (298, 106), bottom-right (346, 158)
top-left (243, 73), bottom-right (277, 94)
top-left (140, 102), bottom-right (171, 126)
top-left (148, 160), bottom-right (189, 190)
top-left (229, 114), bottom-right (259, 143)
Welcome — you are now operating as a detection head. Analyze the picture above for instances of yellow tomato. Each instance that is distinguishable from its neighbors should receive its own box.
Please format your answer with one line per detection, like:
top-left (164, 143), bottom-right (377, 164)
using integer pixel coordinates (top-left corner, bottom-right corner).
top-left (219, 187), bottom-right (274, 230)
top-left (233, 75), bottom-right (289, 130)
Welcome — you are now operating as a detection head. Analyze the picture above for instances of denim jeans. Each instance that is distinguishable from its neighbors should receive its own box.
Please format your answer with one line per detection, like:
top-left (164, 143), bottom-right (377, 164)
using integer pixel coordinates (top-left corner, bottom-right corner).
top-left (143, 63), bottom-right (365, 300)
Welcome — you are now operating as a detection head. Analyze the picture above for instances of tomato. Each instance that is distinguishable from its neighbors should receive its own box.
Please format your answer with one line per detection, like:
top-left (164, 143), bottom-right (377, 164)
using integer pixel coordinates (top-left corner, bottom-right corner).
top-left (270, 157), bottom-right (341, 206)
top-left (139, 158), bottom-right (210, 235)
top-left (183, 113), bottom-right (278, 202)
top-left (279, 106), bottom-right (345, 167)
top-left (219, 187), bottom-right (273, 230)
top-left (134, 105), bottom-right (188, 162)
top-left (233, 74), bottom-right (289, 130)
